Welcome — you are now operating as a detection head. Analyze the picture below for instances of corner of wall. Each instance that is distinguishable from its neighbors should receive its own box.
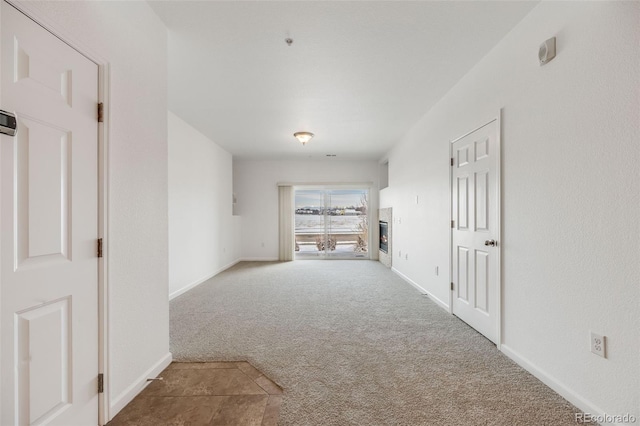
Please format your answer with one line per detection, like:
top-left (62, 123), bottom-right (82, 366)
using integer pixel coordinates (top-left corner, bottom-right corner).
top-left (109, 352), bottom-right (172, 420)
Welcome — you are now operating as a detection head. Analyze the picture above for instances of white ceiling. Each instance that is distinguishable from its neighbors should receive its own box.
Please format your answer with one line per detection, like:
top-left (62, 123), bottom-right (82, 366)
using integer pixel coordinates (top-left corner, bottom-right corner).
top-left (149, 1), bottom-right (537, 160)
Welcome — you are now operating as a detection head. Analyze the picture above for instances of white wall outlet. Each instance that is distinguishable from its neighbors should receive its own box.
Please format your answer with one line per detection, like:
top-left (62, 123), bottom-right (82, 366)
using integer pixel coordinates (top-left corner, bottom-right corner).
top-left (590, 332), bottom-right (606, 358)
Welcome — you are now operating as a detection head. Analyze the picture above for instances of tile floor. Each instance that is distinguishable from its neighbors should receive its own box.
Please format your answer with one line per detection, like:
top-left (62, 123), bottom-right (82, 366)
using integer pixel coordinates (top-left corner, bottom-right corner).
top-left (107, 362), bottom-right (282, 426)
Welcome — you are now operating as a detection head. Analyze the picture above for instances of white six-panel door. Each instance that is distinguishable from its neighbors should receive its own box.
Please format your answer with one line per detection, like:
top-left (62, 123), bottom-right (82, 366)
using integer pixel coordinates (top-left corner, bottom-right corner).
top-left (1, 2), bottom-right (99, 424)
top-left (451, 119), bottom-right (500, 343)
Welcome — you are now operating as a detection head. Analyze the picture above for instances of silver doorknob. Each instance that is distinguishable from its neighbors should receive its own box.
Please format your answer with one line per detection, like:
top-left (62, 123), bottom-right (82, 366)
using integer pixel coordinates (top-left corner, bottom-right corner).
top-left (484, 240), bottom-right (497, 247)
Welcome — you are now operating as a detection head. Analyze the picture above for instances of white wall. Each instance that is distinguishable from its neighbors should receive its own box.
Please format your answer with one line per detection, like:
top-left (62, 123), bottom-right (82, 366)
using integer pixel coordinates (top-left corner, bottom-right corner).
top-left (22, 0), bottom-right (171, 418)
top-left (234, 159), bottom-right (379, 260)
top-left (381, 1), bottom-right (639, 419)
top-left (168, 111), bottom-right (241, 299)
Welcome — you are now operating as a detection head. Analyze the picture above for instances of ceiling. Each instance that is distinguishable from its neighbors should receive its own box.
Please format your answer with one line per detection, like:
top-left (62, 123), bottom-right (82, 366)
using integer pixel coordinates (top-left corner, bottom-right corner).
top-left (149, 1), bottom-right (538, 160)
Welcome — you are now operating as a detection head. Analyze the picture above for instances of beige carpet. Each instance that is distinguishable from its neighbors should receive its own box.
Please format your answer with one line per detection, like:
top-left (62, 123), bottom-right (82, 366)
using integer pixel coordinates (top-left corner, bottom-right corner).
top-left (170, 261), bottom-right (591, 425)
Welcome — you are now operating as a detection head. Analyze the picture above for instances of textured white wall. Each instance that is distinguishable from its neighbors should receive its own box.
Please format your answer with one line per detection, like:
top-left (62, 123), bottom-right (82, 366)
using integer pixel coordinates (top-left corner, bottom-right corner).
top-left (168, 112), bottom-right (241, 298)
top-left (381, 1), bottom-right (639, 418)
top-left (23, 0), bottom-right (170, 415)
top-left (234, 159), bottom-right (379, 260)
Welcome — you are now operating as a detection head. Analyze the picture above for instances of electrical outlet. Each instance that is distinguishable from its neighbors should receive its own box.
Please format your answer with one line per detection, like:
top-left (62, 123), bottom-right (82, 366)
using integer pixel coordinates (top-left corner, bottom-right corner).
top-left (590, 332), bottom-right (606, 358)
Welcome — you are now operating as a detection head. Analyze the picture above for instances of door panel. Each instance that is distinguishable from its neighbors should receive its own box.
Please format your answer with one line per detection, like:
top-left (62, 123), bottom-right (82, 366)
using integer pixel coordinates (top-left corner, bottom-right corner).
top-left (451, 119), bottom-right (499, 343)
top-left (457, 176), bottom-right (469, 230)
top-left (1, 2), bottom-right (99, 425)
top-left (16, 298), bottom-right (72, 425)
top-left (475, 171), bottom-right (489, 231)
top-left (18, 117), bottom-right (72, 266)
top-left (457, 246), bottom-right (469, 302)
top-left (474, 250), bottom-right (489, 313)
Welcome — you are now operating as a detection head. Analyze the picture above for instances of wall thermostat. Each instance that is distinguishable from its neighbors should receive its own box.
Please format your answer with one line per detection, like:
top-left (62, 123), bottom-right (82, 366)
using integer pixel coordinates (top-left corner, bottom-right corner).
top-left (0, 110), bottom-right (17, 136)
top-left (539, 37), bottom-right (556, 66)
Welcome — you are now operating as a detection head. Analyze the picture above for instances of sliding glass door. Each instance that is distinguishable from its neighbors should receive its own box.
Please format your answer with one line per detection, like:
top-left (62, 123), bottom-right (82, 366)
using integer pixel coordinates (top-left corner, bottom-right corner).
top-left (295, 188), bottom-right (369, 259)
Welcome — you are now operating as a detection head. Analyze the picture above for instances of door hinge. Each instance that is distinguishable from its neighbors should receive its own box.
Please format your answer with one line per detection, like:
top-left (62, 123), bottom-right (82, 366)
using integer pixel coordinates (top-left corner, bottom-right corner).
top-left (450, 157), bottom-right (454, 166)
top-left (98, 373), bottom-right (104, 393)
top-left (451, 220), bottom-right (455, 228)
top-left (450, 282), bottom-right (454, 291)
top-left (97, 238), bottom-right (103, 258)
top-left (98, 103), bottom-right (104, 123)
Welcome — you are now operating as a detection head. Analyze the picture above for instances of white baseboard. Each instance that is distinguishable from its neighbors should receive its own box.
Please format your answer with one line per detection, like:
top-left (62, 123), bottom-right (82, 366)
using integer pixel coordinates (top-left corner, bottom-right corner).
top-left (240, 257), bottom-right (279, 262)
top-left (109, 352), bottom-right (172, 419)
top-left (391, 267), bottom-right (450, 312)
top-left (499, 345), bottom-right (611, 423)
top-left (169, 259), bottom-right (242, 300)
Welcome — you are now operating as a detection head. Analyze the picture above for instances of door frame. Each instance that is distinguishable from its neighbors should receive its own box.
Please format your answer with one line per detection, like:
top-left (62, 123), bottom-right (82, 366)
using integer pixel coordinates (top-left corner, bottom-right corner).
top-left (1, 1), bottom-right (112, 423)
top-left (448, 111), bottom-right (502, 349)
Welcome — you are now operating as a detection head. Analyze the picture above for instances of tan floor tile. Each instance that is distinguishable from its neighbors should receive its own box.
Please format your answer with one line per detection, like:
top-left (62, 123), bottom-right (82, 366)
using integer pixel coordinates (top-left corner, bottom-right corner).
top-left (108, 396), bottom-right (225, 426)
top-left (261, 395), bottom-right (282, 426)
top-left (211, 394), bottom-right (269, 426)
top-left (108, 362), bottom-right (282, 426)
top-left (143, 368), bottom-right (267, 397)
top-left (235, 361), bottom-right (263, 380)
top-left (254, 375), bottom-right (283, 395)
top-left (168, 362), bottom-right (238, 370)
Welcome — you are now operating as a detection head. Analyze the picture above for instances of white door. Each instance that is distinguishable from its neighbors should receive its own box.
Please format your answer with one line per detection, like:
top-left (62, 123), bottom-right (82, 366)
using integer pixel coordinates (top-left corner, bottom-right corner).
top-left (451, 119), bottom-right (500, 343)
top-left (1, 2), bottom-right (99, 425)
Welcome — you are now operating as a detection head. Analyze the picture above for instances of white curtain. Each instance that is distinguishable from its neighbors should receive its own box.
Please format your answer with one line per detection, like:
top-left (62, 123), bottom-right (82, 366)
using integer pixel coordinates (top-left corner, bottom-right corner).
top-left (278, 185), bottom-right (294, 261)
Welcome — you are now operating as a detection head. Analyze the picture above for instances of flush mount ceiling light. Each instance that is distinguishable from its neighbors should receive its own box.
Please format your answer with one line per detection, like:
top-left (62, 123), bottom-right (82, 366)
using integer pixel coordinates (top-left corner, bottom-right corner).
top-left (294, 131), bottom-right (314, 146)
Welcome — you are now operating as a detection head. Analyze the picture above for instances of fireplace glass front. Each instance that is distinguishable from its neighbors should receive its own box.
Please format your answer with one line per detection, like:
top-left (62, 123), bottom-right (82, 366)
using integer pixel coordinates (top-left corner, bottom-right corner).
top-left (379, 221), bottom-right (388, 254)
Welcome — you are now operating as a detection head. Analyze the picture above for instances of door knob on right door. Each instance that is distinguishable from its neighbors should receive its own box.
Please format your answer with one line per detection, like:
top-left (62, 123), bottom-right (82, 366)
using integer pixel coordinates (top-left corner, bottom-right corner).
top-left (484, 240), bottom-right (497, 247)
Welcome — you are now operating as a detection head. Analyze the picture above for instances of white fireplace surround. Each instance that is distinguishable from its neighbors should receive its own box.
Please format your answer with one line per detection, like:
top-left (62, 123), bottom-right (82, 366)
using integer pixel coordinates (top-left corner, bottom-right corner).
top-left (378, 208), bottom-right (392, 268)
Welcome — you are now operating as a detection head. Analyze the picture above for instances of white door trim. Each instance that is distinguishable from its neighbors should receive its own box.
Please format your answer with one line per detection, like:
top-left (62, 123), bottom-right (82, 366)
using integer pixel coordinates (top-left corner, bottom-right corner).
top-left (3, 1), bottom-right (112, 423)
top-left (448, 111), bottom-right (502, 349)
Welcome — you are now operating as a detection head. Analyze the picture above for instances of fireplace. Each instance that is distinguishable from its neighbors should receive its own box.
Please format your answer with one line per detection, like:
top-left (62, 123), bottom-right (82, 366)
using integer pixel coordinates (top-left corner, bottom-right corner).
top-left (379, 221), bottom-right (388, 253)
top-left (378, 208), bottom-right (392, 267)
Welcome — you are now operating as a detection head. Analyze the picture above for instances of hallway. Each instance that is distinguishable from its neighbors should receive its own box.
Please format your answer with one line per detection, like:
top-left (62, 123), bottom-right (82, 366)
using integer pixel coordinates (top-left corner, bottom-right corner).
top-left (167, 261), bottom-right (591, 425)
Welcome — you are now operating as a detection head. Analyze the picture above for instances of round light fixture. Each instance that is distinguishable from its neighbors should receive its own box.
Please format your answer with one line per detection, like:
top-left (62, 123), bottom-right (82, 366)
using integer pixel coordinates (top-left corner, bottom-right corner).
top-left (294, 131), bottom-right (314, 146)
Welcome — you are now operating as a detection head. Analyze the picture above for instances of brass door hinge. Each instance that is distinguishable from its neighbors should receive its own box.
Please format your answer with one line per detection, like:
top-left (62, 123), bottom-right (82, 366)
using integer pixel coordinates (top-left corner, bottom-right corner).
top-left (98, 373), bottom-right (104, 393)
top-left (98, 103), bottom-right (104, 123)
top-left (97, 238), bottom-right (103, 258)
top-left (450, 282), bottom-right (454, 291)
top-left (450, 157), bottom-right (454, 166)
top-left (451, 220), bottom-right (454, 228)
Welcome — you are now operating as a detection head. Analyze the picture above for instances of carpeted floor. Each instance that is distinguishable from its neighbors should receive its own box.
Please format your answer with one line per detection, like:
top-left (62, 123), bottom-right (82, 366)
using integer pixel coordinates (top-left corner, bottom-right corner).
top-left (170, 261), bottom-right (591, 425)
